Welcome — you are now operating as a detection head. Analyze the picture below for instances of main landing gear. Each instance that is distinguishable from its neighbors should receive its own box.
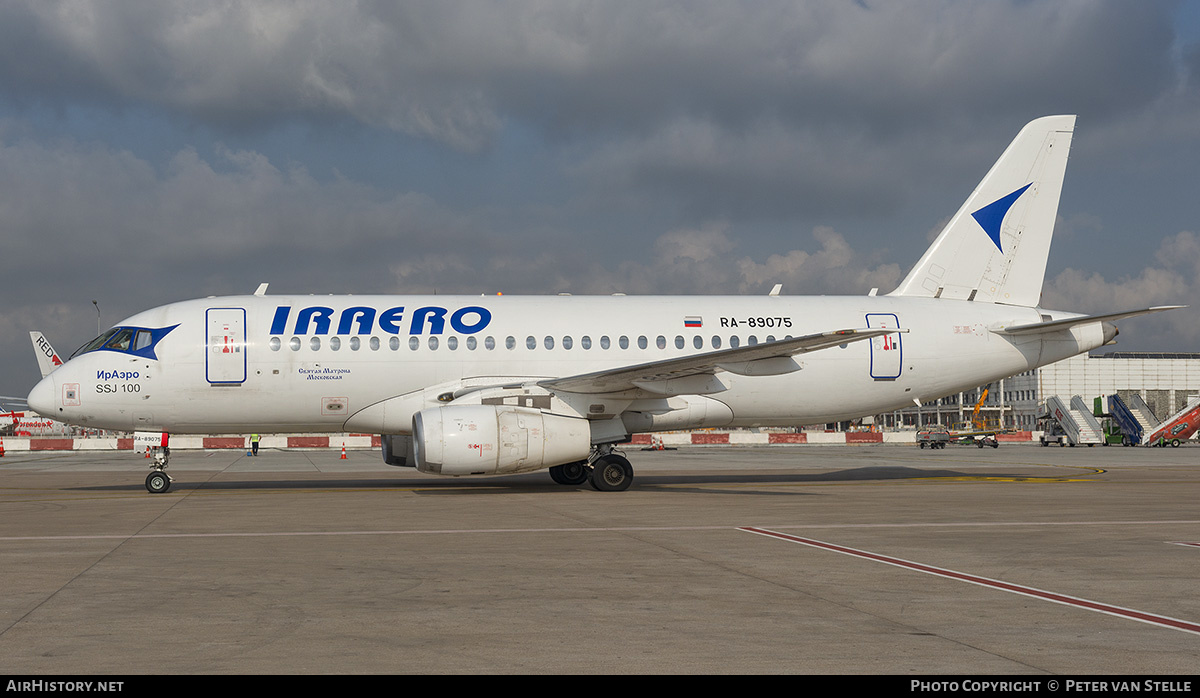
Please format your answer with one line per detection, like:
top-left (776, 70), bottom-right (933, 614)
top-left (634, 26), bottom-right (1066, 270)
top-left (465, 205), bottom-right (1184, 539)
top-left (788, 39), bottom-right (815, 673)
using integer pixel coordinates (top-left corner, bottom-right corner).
top-left (548, 445), bottom-right (634, 492)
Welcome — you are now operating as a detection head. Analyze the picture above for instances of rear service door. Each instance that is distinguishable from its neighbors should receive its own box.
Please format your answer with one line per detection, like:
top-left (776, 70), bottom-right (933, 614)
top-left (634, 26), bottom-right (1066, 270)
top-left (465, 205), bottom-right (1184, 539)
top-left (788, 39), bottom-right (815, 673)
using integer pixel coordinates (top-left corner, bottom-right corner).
top-left (866, 313), bottom-right (902, 380)
top-left (206, 308), bottom-right (246, 384)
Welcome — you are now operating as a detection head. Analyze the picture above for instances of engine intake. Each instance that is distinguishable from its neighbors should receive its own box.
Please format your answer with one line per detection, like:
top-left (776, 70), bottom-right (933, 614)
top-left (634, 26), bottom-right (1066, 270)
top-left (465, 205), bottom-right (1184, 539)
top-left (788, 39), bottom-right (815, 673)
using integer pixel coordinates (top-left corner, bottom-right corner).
top-left (412, 405), bottom-right (591, 476)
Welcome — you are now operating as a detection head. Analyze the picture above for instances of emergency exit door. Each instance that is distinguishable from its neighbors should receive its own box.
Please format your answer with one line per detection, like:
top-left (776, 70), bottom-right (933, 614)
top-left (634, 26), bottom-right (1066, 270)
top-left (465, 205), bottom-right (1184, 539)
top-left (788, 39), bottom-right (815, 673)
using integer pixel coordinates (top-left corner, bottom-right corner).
top-left (206, 308), bottom-right (246, 384)
top-left (866, 313), bottom-right (902, 380)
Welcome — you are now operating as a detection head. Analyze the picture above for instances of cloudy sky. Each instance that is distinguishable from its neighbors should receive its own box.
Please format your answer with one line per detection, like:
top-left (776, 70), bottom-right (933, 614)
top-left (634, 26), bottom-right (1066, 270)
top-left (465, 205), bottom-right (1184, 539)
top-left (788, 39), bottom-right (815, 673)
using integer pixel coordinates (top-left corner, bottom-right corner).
top-left (1, 1), bottom-right (1199, 401)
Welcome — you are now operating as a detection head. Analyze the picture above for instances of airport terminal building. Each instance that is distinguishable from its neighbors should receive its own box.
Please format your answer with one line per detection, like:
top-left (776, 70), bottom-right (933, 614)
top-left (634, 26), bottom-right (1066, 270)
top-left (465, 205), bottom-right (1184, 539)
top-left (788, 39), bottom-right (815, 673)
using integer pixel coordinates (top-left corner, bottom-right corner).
top-left (875, 351), bottom-right (1200, 431)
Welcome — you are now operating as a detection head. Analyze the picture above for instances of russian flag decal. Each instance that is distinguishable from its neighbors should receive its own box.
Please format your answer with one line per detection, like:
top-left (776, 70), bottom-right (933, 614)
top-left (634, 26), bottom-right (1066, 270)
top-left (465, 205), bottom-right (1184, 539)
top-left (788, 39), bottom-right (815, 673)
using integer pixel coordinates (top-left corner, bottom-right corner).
top-left (684, 316), bottom-right (702, 328)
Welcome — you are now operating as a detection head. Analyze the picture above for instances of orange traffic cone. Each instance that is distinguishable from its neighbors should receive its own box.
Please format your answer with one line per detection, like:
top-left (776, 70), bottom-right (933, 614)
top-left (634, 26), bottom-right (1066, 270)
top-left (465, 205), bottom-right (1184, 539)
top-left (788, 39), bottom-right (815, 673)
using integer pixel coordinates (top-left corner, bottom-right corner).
top-left (145, 446), bottom-right (151, 458)
top-left (0, 437), bottom-right (5, 458)
top-left (340, 443), bottom-right (347, 459)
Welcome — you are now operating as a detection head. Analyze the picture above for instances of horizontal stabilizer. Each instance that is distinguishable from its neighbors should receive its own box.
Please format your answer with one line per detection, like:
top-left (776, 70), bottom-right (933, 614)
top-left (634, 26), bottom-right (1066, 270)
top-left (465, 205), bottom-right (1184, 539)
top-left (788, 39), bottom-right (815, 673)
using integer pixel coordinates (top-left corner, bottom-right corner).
top-left (992, 306), bottom-right (1184, 336)
top-left (541, 327), bottom-right (904, 395)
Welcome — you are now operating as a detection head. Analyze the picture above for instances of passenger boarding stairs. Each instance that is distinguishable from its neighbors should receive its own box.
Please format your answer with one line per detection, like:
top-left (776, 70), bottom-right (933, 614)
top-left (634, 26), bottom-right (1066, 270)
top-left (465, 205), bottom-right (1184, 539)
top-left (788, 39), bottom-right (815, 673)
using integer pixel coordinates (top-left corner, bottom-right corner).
top-left (1045, 395), bottom-right (1104, 446)
top-left (1142, 397), bottom-right (1200, 446)
top-left (1108, 393), bottom-right (1158, 446)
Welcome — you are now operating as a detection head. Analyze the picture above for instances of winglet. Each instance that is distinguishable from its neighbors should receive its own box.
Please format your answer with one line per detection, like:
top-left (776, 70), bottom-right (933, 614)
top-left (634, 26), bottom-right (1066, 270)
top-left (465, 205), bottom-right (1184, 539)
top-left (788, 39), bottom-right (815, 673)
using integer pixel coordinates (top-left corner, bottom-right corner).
top-left (29, 331), bottom-right (64, 378)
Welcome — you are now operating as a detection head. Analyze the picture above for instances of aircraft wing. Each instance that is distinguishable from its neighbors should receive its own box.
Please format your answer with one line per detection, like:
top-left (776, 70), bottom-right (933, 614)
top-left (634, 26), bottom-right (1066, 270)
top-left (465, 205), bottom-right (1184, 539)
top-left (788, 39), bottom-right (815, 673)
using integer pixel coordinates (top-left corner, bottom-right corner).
top-left (539, 328), bottom-right (902, 395)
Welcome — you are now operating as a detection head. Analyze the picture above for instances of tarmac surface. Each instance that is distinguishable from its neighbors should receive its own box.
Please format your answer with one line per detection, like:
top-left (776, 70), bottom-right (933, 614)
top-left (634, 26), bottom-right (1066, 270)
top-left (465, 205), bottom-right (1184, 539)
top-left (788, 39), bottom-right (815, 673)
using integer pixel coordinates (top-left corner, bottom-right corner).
top-left (1, 443), bottom-right (1198, 674)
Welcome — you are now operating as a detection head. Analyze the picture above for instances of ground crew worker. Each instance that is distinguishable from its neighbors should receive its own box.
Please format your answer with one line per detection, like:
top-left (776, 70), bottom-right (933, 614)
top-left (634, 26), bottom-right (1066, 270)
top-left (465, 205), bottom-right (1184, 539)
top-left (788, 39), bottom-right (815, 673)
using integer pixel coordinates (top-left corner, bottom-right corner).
top-left (250, 433), bottom-right (260, 456)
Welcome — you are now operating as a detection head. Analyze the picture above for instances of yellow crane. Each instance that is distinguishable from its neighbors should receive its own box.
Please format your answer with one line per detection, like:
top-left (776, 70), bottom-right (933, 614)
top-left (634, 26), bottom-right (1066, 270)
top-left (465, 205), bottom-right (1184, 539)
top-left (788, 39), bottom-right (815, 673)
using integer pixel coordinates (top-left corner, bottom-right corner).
top-left (970, 385), bottom-right (990, 431)
top-left (948, 384), bottom-right (1002, 447)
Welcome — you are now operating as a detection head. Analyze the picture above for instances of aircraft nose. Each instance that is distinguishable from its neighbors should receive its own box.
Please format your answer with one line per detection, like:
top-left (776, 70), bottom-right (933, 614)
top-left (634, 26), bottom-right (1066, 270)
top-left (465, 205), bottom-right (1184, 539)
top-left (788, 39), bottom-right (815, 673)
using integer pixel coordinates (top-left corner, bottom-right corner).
top-left (27, 376), bottom-right (55, 416)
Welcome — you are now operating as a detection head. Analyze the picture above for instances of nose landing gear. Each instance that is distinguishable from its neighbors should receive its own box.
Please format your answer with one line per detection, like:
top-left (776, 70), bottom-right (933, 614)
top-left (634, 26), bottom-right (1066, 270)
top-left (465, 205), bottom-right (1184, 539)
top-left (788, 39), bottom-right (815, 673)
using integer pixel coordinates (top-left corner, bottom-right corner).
top-left (145, 447), bottom-right (172, 493)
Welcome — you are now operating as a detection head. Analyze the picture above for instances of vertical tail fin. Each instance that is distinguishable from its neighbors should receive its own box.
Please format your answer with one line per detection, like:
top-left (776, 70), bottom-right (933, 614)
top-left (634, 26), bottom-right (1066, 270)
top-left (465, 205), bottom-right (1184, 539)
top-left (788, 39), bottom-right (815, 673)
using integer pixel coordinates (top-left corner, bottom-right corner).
top-left (889, 115), bottom-right (1075, 307)
top-left (29, 331), bottom-right (64, 378)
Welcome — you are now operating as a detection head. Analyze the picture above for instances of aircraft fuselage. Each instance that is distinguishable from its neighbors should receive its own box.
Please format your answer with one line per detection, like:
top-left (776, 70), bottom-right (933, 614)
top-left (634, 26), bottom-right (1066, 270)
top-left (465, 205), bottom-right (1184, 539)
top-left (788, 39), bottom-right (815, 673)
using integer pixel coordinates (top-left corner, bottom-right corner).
top-left (30, 294), bottom-right (1102, 434)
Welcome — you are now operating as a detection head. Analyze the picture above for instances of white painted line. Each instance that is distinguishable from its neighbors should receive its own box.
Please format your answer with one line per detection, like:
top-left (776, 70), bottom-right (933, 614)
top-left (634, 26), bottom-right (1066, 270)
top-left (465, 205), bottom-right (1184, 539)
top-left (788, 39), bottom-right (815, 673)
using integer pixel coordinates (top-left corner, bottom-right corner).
top-left (4, 520), bottom-right (1200, 542)
top-left (740, 527), bottom-right (1200, 636)
top-left (0, 525), bottom-right (736, 542)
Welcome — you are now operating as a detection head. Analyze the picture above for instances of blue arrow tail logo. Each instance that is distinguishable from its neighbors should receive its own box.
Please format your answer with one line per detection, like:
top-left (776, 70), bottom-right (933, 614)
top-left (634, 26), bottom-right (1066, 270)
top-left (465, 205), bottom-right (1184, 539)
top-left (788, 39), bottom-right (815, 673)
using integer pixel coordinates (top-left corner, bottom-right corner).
top-left (971, 183), bottom-right (1032, 253)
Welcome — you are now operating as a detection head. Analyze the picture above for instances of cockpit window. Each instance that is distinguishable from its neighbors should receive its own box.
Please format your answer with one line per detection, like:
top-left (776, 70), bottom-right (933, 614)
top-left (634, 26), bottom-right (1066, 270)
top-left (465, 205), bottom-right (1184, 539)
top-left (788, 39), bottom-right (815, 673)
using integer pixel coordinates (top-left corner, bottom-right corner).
top-left (68, 324), bottom-right (180, 361)
top-left (133, 330), bottom-right (153, 351)
top-left (105, 329), bottom-right (134, 352)
top-left (71, 329), bottom-right (120, 359)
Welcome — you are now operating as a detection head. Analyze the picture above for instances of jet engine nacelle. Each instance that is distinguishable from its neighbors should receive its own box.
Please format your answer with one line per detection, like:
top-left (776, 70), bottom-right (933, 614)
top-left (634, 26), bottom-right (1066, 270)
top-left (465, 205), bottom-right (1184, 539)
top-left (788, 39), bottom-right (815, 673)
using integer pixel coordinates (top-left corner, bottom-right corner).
top-left (412, 405), bottom-right (591, 476)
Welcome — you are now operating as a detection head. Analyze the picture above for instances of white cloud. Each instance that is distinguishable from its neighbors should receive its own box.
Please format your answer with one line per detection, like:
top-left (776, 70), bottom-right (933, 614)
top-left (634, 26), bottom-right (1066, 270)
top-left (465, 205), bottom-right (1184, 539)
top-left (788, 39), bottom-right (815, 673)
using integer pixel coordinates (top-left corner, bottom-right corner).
top-left (1041, 230), bottom-right (1200, 348)
top-left (0, 1), bottom-right (1188, 151)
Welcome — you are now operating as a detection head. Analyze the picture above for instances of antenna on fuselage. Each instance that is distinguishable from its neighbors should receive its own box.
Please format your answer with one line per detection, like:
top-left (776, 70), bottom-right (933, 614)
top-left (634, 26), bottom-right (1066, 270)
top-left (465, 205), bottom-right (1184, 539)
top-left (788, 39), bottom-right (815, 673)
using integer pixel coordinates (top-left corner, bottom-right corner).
top-left (254, 283), bottom-right (269, 296)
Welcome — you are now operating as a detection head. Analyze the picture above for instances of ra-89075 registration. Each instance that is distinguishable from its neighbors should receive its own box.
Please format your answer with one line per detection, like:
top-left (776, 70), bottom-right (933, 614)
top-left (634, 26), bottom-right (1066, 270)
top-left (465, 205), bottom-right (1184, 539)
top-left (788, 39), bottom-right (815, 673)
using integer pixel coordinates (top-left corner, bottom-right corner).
top-left (719, 317), bottom-right (793, 328)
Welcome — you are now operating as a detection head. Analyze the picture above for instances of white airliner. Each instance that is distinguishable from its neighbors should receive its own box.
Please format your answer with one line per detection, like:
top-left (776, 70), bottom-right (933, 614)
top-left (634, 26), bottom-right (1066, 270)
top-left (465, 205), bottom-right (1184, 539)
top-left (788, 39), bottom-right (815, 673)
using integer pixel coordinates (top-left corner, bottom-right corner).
top-left (25, 116), bottom-right (1179, 493)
